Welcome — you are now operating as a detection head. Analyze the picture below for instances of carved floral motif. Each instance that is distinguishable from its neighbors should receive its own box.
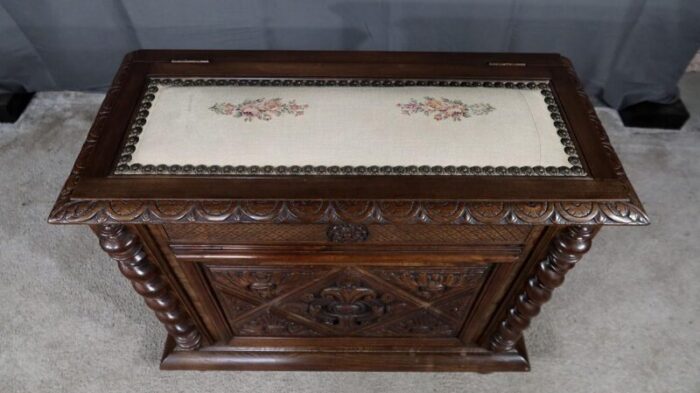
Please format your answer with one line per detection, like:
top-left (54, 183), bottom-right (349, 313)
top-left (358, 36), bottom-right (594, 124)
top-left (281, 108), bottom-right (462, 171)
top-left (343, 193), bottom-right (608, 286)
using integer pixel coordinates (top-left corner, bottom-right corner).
top-left (516, 202), bottom-right (550, 218)
top-left (209, 268), bottom-right (323, 302)
top-left (210, 98), bottom-right (308, 122)
top-left (306, 281), bottom-right (393, 330)
top-left (374, 269), bottom-right (487, 300)
top-left (561, 202), bottom-right (594, 218)
top-left (210, 266), bottom-right (489, 338)
top-left (397, 97), bottom-right (495, 121)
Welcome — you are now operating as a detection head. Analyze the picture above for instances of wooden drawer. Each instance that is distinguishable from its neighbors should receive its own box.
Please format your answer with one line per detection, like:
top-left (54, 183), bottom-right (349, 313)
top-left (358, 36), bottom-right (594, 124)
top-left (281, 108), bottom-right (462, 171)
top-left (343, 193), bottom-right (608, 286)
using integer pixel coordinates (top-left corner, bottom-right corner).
top-left (164, 223), bottom-right (532, 246)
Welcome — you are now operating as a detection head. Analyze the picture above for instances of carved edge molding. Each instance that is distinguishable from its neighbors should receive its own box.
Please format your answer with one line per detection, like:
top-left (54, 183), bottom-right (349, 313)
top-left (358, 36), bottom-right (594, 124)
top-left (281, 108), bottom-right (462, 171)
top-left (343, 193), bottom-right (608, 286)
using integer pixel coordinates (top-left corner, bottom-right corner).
top-left (488, 225), bottom-right (594, 352)
top-left (50, 200), bottom-right (649, 225)
top-left (96, 224), bottom-right (202, 350)
top-left (559, 56), bottom-right (647, 213)
top-left (48, 52), bottom-right (136, 226)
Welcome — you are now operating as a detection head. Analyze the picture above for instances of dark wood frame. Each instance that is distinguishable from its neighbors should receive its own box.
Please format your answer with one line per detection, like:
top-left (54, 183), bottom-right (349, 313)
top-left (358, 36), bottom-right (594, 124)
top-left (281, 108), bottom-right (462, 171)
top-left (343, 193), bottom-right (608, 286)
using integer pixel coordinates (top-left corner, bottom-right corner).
top-left (49, 51), bottom-right (646, 372)
top-left (49, 50), bottom-right (646, 226)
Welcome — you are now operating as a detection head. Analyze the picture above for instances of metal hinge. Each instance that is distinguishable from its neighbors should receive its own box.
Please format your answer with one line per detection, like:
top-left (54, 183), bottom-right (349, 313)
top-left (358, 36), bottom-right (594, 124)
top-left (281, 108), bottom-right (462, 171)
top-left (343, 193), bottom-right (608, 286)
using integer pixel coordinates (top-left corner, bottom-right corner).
top-left (488, 62), bottom-right (526, 67)
top-left (170, 59), bottom-right (210, 64)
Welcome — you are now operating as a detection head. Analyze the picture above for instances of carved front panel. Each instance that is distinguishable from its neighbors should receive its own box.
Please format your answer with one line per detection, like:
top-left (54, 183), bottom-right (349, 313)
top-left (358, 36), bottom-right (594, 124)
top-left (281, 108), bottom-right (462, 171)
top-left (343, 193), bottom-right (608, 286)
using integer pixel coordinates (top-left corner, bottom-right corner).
top-left (205, 265), bottom-right (490, 338)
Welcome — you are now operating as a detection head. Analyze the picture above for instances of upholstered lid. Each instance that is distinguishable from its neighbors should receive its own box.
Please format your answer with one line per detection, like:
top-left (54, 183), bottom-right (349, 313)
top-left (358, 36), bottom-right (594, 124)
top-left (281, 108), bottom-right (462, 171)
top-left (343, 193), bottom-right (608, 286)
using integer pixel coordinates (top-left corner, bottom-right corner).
top-left (116, 78), bottom-right (582, 176)
top-left (48, 50), bottom-right (647, 225)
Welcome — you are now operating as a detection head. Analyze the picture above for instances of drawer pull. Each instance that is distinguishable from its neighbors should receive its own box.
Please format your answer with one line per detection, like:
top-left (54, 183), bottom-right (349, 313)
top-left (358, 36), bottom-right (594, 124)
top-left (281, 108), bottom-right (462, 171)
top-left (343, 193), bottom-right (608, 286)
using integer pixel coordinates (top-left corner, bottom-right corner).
top-left (326, 223), bottom-right (369, 243)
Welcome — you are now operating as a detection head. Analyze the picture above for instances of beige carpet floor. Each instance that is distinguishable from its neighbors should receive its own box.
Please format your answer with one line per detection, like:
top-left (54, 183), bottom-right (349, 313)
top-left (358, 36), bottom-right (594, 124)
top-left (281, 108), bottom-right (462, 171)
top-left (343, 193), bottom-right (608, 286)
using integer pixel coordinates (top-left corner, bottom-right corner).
top-left (1, 74), bottom-right (699, 392)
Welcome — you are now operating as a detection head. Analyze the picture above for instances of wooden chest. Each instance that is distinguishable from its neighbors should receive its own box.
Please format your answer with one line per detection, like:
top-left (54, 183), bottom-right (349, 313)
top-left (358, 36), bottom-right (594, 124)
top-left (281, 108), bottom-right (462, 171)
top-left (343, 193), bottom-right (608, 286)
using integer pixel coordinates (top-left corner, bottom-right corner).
top-left (48, 50), bottom-right (647, 372)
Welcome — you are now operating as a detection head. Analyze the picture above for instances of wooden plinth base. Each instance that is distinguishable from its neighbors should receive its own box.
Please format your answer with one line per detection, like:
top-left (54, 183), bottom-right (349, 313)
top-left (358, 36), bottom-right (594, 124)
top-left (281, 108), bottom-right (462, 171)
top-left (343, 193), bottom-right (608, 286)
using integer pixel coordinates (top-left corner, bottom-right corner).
top-left (159, 335), bottom-right (530, 372)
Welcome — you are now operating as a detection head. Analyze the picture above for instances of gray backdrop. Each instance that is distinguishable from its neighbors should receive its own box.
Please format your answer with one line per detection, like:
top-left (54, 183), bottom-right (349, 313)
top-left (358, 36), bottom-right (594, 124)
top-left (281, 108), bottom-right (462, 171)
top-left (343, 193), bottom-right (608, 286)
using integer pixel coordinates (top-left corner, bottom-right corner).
top-left (0, 0), bottom-right (698, 109)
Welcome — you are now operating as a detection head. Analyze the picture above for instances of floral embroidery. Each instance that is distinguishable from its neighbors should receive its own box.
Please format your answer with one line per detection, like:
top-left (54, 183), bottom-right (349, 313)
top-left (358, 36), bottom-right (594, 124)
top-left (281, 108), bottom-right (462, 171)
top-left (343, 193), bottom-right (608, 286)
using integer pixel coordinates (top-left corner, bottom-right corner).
top-left (209, 98), bottom-right (308, 122)
top-left (397, 97), bottom-right (495, 121)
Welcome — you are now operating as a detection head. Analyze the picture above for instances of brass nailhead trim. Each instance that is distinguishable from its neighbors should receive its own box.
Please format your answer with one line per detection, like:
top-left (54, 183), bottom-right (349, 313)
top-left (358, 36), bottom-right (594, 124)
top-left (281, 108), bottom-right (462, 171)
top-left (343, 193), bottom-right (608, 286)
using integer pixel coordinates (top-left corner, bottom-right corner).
top-left (114, 78), bottom-right (585, 177)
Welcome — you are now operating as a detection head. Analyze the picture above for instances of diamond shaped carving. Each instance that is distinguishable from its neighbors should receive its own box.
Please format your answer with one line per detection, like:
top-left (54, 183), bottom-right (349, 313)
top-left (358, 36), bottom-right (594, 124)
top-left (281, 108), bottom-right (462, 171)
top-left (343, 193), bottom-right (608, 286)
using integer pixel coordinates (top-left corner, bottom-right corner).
top-left (279, 268), bottom-right (417, 334)
top-left (431, 291), bottom-right (480, 320)
top-left (206, 265), bottom-right (489, 338)
top-left (208, 267), bottom-right (327, 303)
top-left (217, 291), bottom-right (257, 315)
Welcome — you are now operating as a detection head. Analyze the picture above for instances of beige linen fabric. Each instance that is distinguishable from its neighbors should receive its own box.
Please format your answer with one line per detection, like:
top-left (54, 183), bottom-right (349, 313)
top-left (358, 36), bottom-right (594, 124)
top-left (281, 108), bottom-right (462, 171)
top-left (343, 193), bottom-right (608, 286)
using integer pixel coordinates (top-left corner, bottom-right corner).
top-left (130, 83), bottom-right (571, 168)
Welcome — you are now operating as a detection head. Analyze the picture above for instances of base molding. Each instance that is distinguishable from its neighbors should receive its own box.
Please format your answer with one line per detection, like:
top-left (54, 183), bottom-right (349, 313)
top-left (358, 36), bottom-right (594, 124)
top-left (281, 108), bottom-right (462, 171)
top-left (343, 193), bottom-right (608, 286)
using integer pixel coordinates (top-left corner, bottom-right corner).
top-left (159, 335), bottom-right (530, 372)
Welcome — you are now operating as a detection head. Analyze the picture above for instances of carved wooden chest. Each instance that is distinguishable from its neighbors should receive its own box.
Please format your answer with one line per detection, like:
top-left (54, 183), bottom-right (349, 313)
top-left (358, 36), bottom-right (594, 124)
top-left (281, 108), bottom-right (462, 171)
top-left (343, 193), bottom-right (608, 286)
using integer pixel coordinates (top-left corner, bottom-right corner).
top-left (49, 50), bottom-right (647, 372)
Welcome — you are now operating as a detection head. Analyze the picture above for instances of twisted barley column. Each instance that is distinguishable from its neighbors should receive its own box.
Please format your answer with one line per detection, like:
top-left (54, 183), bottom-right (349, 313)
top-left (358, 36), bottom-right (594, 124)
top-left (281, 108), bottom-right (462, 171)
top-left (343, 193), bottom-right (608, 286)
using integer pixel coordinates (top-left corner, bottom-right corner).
top-left (97, 224), bottom-right (201, 350)
top-left (489, 225), bottom-right (594, 352)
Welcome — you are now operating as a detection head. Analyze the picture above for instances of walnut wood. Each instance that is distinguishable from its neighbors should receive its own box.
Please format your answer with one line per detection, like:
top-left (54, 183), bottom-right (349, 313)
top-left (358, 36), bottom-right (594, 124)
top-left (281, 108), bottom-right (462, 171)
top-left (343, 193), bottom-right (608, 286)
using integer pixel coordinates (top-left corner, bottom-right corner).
top-left (48, 51), bottom-right (646, 372)
top-left (458, 226), bottom-right (546, 343)
top-left (488, 225), bottom-right (595, 352)
top-left (95, 224), bottom-right (202, 350)
top-left (139, 49), bottom-right (565, 66)
top-left (51, 198), bottom-right (648, 226)
top-left (158, 335), bottom-right (531, 372)
top-left (132, 225), bottom-right (215, 344)
top-left (201, 264), bottom-right (489, 338)
top-left (160, 338), bottom-right (530, 372)
top-left (169, 247), bottom-right (523, 265)
top-left (148, 228), bottom-right (539, 371)
top-left (146, 225), bottom-right (232, 341)
top-left (47, 50), bottom-right (648, 227)
top-left (326, 223), bottom-right (369, 243)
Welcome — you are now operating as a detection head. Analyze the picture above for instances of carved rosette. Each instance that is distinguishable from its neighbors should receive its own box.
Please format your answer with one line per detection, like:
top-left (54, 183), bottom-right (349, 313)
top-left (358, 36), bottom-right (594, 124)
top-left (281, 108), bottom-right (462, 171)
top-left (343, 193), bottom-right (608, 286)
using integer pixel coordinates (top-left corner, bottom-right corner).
top-left (96, 225), bottom-right (201, 350)
top-left (488, 225), bottom-right (595, 352)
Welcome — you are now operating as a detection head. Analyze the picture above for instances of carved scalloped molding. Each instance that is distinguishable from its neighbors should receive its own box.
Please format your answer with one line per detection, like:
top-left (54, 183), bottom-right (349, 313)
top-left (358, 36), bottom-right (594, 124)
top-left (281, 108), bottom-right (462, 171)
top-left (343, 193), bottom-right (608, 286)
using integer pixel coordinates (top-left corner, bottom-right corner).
top-left (49, 200), bottom-right (649, 225)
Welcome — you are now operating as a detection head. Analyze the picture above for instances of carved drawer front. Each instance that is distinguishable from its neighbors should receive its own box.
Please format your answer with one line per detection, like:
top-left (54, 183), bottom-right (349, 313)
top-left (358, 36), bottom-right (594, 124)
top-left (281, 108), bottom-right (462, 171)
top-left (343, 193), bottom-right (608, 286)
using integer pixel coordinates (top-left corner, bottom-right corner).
top-left (165, 223), bottom-right (531, 246)
top-left (203, 265), bottom-right (490, 338)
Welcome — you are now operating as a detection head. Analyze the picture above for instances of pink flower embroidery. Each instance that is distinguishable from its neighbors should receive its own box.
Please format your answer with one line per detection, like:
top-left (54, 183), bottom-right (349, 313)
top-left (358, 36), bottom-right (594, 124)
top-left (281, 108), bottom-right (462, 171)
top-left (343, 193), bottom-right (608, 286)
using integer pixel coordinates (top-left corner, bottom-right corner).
top-left (397, 97), bottom-right (495, 121)
top-left (210, 98), bottom-right (308, 121)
